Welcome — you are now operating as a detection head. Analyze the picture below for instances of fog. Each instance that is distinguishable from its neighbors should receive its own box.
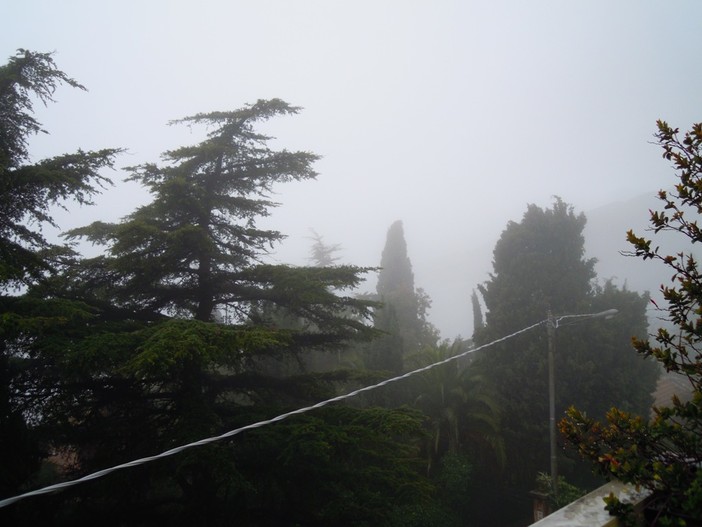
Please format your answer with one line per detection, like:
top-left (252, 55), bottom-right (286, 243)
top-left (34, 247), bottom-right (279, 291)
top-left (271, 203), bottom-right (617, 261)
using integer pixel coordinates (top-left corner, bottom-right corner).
top-left (3, 1), bottom-right (702, 338)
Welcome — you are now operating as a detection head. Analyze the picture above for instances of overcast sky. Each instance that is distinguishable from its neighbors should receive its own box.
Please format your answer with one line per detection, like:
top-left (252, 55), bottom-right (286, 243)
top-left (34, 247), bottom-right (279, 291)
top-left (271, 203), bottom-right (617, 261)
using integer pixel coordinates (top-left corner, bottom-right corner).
top-left (3, 1), bottom-right (702, 338)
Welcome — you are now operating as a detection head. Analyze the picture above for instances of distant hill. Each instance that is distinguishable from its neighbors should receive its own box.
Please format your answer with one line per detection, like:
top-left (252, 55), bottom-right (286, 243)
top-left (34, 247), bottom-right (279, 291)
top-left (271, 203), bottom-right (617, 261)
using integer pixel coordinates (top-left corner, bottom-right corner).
top-left (584, 192), bottom-right (662, 294)
top-left (583, 190), bottom-right (700, 329)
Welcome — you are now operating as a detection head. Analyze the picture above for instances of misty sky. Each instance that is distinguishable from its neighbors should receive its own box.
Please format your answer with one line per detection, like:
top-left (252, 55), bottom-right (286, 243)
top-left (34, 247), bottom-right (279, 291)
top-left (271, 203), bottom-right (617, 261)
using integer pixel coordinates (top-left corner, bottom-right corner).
top-left (3, 1), bottom-right (702, 338)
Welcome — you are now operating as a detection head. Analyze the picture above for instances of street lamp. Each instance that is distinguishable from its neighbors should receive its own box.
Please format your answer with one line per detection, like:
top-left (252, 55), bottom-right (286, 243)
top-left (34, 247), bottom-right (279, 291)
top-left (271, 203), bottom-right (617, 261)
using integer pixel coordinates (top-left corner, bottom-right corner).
top-left (546, 308), bottom-right (618, 502)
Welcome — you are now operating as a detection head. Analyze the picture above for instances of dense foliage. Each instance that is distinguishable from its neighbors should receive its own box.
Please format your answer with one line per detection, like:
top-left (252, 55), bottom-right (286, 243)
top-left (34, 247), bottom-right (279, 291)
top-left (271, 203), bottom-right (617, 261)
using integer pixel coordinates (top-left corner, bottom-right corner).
top-left (0, 49), bottom-right (120, 502)
top-left (472, 198), bottom-right (658, 517)
top-left (0, 51), bottom-right (438, 526)
top-left (407, 340), bottom-right (504, 475)
top-left (561, 120), bottom-right (702, 525)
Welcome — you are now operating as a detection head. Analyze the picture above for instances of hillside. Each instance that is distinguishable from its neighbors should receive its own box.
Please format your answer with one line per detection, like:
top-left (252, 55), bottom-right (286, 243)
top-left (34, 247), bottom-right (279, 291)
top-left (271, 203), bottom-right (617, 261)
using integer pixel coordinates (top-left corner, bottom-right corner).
top-left (584, 190), bottom-right (700, 330)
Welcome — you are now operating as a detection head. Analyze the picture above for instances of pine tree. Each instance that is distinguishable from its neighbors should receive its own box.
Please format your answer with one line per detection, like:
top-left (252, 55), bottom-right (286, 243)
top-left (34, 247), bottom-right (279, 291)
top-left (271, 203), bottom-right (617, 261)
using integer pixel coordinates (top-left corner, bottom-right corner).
top-left (59, 98), bottom-right (377, 417)
top-left (1, 100), bottom-right (437, 524)
top-left (0, 49), bottom-right (120, 287)
top-left (307, 229), bottom-right (342, 267)
top-left (0, 49), bottom-right (119, 501)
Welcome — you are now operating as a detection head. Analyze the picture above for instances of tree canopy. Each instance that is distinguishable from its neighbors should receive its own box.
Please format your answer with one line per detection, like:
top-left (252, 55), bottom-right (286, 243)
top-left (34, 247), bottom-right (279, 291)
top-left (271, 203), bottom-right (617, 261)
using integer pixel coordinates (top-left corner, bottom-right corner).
top-left (0, 49), bottom-right (120, 287)
top-left (472, 198), bottom-right (658, 507)
top-left (0, 77), bottom-right (435, 525)
top-left (0, 49), bottom-right (120, 503)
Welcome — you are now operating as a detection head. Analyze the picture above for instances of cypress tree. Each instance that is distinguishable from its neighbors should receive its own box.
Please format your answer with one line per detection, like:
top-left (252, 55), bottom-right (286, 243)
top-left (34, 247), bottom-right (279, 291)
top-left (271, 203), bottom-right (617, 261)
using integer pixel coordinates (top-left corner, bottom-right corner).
top-left (368, 220), bottom-right (437, 374)
top-left (471, 289), bottom-right (484, 334)
top-left (473, 198), bottom-right (657, 504)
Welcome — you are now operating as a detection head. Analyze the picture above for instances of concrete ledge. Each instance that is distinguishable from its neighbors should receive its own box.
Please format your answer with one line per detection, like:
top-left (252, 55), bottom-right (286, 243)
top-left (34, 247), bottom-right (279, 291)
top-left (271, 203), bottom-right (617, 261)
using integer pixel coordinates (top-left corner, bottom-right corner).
top-left (531, 480), bottom-right (650, 526)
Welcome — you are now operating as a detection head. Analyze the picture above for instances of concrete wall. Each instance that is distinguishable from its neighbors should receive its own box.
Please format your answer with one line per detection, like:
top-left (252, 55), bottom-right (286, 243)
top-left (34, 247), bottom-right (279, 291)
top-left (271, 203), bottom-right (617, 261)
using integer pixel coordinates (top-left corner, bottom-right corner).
top-left (530, 481), bottom-right (650, 527)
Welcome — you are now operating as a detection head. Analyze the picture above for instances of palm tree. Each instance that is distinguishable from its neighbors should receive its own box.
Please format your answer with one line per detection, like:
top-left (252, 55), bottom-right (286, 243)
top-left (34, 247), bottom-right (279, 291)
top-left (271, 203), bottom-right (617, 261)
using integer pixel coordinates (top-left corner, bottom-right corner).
top-left (408, 339), bottom-right (505, 475)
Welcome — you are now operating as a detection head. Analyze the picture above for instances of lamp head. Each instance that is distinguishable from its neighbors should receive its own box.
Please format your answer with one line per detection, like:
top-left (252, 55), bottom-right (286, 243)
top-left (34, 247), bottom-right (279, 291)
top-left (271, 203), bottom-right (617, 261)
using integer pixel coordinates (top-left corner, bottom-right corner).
top-left (597, 308), bottom-right (619, 319)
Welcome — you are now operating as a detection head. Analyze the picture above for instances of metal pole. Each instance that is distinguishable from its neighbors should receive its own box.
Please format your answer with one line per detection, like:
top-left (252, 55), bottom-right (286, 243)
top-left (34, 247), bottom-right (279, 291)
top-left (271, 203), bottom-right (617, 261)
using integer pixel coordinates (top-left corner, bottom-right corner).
top-left (547, 310), bottom-right (558, 503)
top-left (543, 308), bottom-right (617, 508)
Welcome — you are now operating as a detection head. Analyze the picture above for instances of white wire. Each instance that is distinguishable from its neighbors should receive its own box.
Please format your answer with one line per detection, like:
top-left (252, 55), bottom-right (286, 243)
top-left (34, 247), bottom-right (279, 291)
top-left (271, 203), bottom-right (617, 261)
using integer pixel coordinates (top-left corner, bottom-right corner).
top-left (0, 319), bottom-right (546, 509)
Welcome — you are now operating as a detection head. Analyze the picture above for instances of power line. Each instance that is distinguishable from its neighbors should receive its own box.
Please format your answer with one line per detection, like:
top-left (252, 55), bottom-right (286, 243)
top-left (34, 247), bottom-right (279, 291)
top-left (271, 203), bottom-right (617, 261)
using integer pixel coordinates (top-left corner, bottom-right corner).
top-left (0, 319), bottom-right (545, 509)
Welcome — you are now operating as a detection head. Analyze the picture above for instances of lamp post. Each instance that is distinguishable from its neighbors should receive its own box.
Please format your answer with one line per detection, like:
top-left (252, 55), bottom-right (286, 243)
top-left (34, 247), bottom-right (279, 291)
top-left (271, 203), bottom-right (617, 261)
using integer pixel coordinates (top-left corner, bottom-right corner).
top-left (546, 308), bottom-right (618, 502)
